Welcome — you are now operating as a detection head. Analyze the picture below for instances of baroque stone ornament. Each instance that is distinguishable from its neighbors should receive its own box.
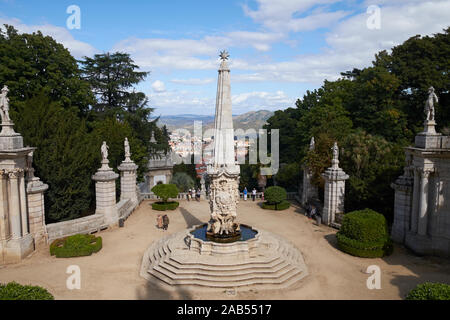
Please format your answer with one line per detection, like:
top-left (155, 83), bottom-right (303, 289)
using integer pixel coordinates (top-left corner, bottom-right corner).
top-left (207, 51), bottom-right (241, 240)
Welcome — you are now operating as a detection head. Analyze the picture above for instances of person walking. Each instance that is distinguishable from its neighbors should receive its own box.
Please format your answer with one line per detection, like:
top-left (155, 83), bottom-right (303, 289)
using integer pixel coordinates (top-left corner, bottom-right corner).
top-left (156, 214), bottom-right (163, 229)
top-left (243, 187), bottom-right (248, 201)
top-left (252, 188), bottom-right (257, 201)
top-left (162, 214), bottom-right (169, 231)
top-left (187, 188), bottom-right (191, 201)
top-left (196, 189), bottom-right (201, 201)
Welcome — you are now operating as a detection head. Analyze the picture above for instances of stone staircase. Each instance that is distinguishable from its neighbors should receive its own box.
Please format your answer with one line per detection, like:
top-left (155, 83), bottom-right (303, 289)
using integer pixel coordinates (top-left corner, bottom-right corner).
top-left (140, 229), bottom-right (308, 291)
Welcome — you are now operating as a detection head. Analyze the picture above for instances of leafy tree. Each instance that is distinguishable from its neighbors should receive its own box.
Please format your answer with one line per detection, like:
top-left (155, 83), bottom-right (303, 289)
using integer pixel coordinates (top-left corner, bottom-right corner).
top-left (80, 52), bottom-right (149, 120)
top-left (12, 94), bottom-right (97, 222)
top-left (170, 172), bottom-right (195, 192)
top-left (0, 25), bottom-right (93, 115)
top-left (151, 184), bottom-right (179, 203)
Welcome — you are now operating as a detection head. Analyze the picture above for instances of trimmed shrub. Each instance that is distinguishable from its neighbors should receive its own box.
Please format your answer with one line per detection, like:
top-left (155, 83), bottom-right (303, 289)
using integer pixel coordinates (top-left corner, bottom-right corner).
top-left (151, 201), bottom-right (179, 211)
top-left (0, 282), bottom-right (54, 300)
top-left (262, 200), bottom-right (291, 211)
top-left (151, 183), bottom-right (179, 203)
top-left (264, 186), bottom-right (287, 205)
top-left (50, 234), bottom-right (102, 258)
top-left (406, 282), bottom-right (450, 300)
top-left (337, 208), bottom-right (392, 258)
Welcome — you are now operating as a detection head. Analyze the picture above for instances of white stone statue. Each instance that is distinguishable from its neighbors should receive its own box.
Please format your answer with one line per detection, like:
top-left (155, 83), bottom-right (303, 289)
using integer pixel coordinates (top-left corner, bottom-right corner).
top-left (332, 142), bottom-right (339, 160)
top-left (309, 137), bottom-right (315, 150)
top-left (124, 137), bottom-right (131, 158)
top-left (101, 141), bottom-right (109, 161)
top-left (0, 85), bottom-right (11, 123)
top-left (425, 86), bottom-right (438, 121)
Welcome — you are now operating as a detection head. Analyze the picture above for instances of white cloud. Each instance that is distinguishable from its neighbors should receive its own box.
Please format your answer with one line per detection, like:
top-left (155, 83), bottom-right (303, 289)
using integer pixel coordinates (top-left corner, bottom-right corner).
top-left (151, 80), bottom-right (166, 93)
top-left (243, 0), bottom-right (347, 32)
top-left (170, 78), bottom-right (215, 86)
top-left (0, 17), bottom-right (98, 58)
top-left (232, 90), bottom-right (293, 113)
top-left (234, 0), bottom-right (450, 84)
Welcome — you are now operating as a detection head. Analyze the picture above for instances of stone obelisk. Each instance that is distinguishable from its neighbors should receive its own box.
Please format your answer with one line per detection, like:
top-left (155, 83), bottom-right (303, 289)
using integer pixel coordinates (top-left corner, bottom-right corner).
top-left (206, 50), bottom-right (240, 238)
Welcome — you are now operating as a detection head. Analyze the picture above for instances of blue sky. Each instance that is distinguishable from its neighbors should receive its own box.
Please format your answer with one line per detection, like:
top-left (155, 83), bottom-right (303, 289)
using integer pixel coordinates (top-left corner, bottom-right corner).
top-left (1, 0), bottom-right (449, 116)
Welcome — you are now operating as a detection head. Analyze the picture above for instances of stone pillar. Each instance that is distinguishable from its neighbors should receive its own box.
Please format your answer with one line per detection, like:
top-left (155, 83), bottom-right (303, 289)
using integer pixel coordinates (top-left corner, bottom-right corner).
top-left (321, 142), bottom-right (349, 226)
top-left (92, 158), bottom-right (119, 226)
top-left (0, 170), bottom-right (11, 241)
top-left (418, 169), bottom-right (431, 236)
top-left (410, 168), bottom-right (420, 233)
top-left (26, 176), bottom-right (48, 246)
top-left (118, 159), bottom-right (138, 203)
top-left (19, 171), bottom-right (28, 235)
top-left (8, 170), bottom-right (22, 239)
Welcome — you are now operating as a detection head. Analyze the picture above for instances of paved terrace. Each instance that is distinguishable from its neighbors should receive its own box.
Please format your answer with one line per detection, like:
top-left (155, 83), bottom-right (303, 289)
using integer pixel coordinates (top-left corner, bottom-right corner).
top-left (0, 200), bottom-right (449, 300)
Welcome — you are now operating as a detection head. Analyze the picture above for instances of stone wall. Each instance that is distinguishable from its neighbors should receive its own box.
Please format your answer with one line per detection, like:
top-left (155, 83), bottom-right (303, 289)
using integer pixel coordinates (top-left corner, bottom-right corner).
top-left (46, 214), bottom-right (107, 243)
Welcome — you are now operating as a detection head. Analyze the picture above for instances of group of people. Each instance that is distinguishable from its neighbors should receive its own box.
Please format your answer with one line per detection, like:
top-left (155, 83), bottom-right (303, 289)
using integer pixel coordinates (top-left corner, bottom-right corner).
top-left (156, 214), bottom-right (170, 231)
top-left (306, 203), bottom-right (321, 225)
top-left (186, 188), bottom-right (201, 201)
top-left (243, 187), bottom-right (259, 201)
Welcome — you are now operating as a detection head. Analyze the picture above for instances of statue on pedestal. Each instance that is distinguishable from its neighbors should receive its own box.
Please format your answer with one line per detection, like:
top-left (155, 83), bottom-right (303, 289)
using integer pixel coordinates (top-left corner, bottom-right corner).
top-left (0, 85), bottom-right (11, 123)
top-left (425, 86), bottom-right (438, 122)
top-left (101, 141), bottom-right (109, 161)
top-left (124, 137), bottom-right (131, 160)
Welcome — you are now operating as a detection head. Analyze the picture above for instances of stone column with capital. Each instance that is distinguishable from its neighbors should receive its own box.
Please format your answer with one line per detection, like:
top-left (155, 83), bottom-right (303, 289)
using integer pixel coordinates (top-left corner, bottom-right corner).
top-left (0, 86), bottom-right (39, 263)
top-left (418, 169), bottom-right (432, 236)
top-left (92, 143), bottom-right (119, 226)
top-left (26, 174), bottom-right (49, 246)
top-left (118, 139), bottom-right (138, 204)
top-left (321, 142), bottom-right (349, 226)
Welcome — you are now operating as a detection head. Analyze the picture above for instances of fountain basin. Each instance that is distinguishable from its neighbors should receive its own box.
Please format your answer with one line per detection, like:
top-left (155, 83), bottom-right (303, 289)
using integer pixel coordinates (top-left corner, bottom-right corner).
top-left (188, 224), bottom-right (260, 256)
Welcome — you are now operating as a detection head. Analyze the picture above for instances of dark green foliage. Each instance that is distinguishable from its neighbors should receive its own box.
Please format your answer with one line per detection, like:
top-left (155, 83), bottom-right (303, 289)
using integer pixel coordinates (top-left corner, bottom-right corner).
top-left (0, 25), bottom-right (93, 114)
top-left (91, 118), bottom-right (148, 182)
top-left (50, 234), bottom-right (102, 258)
top-left (264, 186), bottom-right (287, 205)
top-left (406, 282), bottom-right (450, 300)
top-left (336, 233), bottom-right (393, 258)
top-left (151, 201), bottom-right (180, 211)
top-left (274, 163), bottom-right (301, 192)
top-left (262, 200), bottom-right (291, 211)
top-left (80, 52), bottom-right (149, 120)
top-left (264, 28), bottom-right (450, 221)
top-left (170, 172), bottom-right (195, 192)
top-left (151, 184), bottom-right (179, 203)
top-left (337, 209), bottom-right (392, 258)
top-left (13, 95), bottom-right (97, 222)
top-left (0, 282), bottom-right (54, 300)
top-left (172, 158), bottom-right (199, 186)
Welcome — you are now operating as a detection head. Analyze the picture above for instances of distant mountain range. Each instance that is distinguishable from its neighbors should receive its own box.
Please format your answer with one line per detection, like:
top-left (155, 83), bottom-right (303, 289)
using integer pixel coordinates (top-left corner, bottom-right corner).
top-left (157, 110), bottom-right (274, 134)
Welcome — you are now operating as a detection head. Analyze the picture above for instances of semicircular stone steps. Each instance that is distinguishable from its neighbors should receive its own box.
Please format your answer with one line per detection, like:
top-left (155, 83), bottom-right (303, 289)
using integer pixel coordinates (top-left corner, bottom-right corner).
top-left (140, 228), bottom-right (308, 291)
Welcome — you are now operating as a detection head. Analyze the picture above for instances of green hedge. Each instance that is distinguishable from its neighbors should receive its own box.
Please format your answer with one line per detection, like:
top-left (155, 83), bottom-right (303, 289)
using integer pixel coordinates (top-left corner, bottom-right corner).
top-left (337, 208), bottom-right (392, 258)
top-left (151, 201), bottom-right (179, 211)
top-left (50, 234), bottom-right (102, 258)
top-left (261, 200), bottom-right (291, 211)
top-left (0, 282), bottom-right (54, 300)
top-left (336, 233), bottom-right (393, 258)
top-left (406, 282), bottom-right (450, 300)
